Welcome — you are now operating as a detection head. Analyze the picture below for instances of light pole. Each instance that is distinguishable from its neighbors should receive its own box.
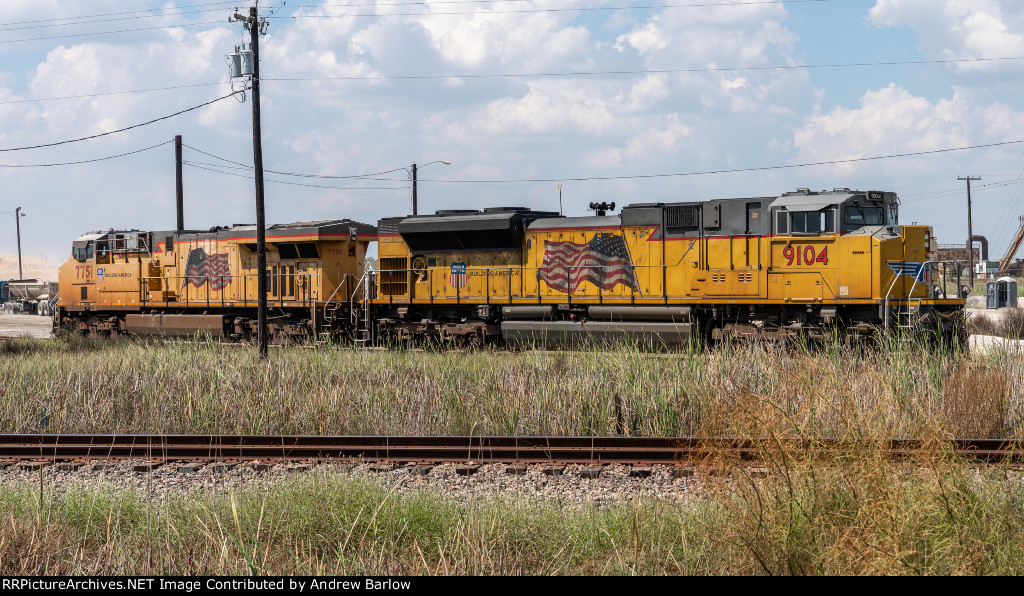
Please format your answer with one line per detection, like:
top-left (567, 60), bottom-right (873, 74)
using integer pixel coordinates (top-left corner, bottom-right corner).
top-left (411, 160), bottom-right (451, 215)
top-left (14, 207), bottom-right (24, 280)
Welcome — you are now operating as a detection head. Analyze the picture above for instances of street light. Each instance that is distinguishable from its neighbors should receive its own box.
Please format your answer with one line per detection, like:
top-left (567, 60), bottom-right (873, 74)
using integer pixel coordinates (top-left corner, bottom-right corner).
top-left (411, 160), bottom-right (451, 215)
top-left (14, 207), bottom-right (25, 281)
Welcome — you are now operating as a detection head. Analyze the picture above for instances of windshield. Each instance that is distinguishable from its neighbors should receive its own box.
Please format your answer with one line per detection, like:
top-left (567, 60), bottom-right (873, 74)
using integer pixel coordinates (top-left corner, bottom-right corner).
top-left (73, 244), bottom-right (94, 261)
top-left (844, 206), bottom-right (885, 226)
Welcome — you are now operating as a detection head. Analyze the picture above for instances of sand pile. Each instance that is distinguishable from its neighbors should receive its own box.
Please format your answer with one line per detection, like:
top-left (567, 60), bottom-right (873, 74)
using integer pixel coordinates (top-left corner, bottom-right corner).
top-left (0, 254), bottom-right (58, 281)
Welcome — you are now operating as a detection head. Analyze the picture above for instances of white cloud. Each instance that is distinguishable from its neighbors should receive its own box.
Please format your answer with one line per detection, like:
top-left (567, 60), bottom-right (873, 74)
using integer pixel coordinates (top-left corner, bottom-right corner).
top-left (460, 80), bottom-right (622, 136)
top-left (614, 4), bottom-right (796, 65)
top-left (791, 84), bottom-right (1024, 177)
top-left (584, 113), bottom-right (692, 168)
top-left (414, 2), bottom-right (594, 70)
top-left (870, 0), bottom-right (1024, 73)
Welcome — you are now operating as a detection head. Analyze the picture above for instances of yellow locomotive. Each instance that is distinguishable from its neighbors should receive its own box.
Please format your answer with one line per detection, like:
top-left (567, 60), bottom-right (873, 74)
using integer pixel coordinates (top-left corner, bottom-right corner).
top-left (56, 219), bottom-right (375, 341)
top-left (56, 188), bottom-right (965, 345)
top-left (371, 189), bottom-right (964, 344)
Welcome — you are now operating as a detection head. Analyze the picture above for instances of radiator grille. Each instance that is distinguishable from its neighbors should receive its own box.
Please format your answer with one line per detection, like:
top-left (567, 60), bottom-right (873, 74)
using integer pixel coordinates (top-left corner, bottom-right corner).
top-left (665, 205), bottom-right (700, 229)
top-left (378, 257), bottom-right (409, 296)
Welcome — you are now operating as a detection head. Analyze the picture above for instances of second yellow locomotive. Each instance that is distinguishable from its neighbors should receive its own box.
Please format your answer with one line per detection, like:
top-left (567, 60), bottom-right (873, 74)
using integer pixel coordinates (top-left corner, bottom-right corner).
top-left (371, 188), bottom-right (963, 344)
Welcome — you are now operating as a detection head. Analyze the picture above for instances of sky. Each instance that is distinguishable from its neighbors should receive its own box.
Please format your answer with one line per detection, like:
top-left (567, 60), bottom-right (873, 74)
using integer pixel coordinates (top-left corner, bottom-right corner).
top-left (3, 0), bottom-right (1024, 264)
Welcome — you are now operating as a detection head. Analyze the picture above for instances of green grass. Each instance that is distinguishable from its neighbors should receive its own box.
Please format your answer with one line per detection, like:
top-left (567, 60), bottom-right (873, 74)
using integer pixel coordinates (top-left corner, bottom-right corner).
top-left (2, 451), bottom-right (1023, 575)
top-left (1, 335), bottom-right (1023, 575)
top-left (0, 334), bottom-right (1016, 439)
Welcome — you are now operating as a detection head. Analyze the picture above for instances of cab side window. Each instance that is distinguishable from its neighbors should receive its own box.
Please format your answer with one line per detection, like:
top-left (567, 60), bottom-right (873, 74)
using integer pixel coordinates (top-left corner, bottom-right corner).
top-left (776, 211), bottom-right (789, 235)
top-left (790, 210), bottom-right (834, 234)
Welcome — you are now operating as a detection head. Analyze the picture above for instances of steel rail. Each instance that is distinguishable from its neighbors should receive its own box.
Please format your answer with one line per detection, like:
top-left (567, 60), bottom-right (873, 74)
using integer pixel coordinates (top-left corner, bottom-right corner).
top-left (0, 435), bottom-right (1021, 466)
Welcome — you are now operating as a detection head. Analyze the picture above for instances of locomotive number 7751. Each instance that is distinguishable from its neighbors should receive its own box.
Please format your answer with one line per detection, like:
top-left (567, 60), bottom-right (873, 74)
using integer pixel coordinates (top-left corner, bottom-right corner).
top-left (782, 245), bottom-right (828, 266)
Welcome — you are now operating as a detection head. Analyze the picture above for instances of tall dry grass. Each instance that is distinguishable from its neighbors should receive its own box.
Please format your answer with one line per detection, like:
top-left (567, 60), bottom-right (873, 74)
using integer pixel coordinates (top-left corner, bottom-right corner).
top-left (2, 336), bottom-right (1024, 575)
top-left (0, 473), bottom-right (710, 575)
top-left (1, 453), bottom-right (1023, 575)
top-left (0, 334), bottom-right (1019, 439)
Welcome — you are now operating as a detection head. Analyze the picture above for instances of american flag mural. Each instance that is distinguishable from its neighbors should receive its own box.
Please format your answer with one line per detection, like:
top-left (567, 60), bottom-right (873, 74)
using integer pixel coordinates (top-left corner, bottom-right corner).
top-left (183, 248), bottom-right (231, 291)
top-left (539, 233), bottom-right (639, 293)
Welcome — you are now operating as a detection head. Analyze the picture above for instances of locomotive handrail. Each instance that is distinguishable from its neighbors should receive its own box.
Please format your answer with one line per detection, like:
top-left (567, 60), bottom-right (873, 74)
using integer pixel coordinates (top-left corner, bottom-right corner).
top-left (349, 271), bottom-right (371, 339)
top-left (140, 270), bottom-right (322, 309)
top-left (370, 261), bottom-right (765, 301)
top-left (322, 273), bottom-right (355, 311)
top-left (882, 270), bottom-right (902, 331)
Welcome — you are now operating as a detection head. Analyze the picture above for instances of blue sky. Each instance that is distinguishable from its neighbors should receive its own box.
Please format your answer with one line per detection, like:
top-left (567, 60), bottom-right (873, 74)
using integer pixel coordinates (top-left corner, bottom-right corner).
top-left (2, 0), bottom-right (1024, 264)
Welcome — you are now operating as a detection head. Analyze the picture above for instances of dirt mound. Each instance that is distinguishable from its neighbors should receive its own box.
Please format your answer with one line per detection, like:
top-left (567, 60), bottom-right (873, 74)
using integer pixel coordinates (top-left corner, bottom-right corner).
top-left (0, 254), bottom-right (58, 282)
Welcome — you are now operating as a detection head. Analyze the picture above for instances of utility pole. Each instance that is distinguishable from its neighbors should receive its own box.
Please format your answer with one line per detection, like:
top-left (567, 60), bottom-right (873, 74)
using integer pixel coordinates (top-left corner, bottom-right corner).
top-left (175, 135), bottom-right (184, 232)
top-left (959, 176), bottom-right (981, 290)
top-left (14, 207), bottom-right (22, 280)
top-left (411, 162), bottom-right (418, 215)
top-left (232, 5), bottom-right (269, 358)
top-left (409, 160), bottom-right (449, 215)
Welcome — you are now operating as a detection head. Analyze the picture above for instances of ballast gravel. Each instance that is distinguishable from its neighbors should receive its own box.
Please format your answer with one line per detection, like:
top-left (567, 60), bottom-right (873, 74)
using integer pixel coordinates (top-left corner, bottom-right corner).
top-left (0, 459), bottom-right (702, 505)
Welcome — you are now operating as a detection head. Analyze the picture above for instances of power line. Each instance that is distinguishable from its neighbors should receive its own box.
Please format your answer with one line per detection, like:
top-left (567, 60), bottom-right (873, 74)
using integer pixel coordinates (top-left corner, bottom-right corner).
top-left (273, 0), bottom-right (837, 20)
top-left (0, 0), bottom-right (534, 29)
top-left (391, 138), bottom-right (1024, 184)
top-left (0, 1), bottom-right (241, 28)
top-left (0, 6), bottom-right (238, 33)
top-left (186, 137), bottom-right (1024, 187)
top-left (0, 90), bottom-right (245, 152)
top-left (0, 20), bottom-right (227, 45)
top-left (0, 0), bottom-right (834, 31)
top-left (264, 55), bottom-right (1024, 84)
top-left (184, 161), bottom-right (409, 190)
top-left (0, 0), bottom-right (852, 46)
top-left (183, 143), bottom-right (413, 179)
top-left (2, 57), bottom-right (1022, 109)
top-left (0, 140), bottom-right (172, 167)
top-left (902, 178), bottom-right (1024, 203)
top-left (0, 82), bottom-right (229, 107)
top-left (8, 54), bottom-right (1019, 107)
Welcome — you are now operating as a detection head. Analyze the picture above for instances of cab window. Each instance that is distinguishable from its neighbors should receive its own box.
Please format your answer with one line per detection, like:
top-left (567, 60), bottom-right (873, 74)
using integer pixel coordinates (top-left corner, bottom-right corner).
top-left (776, 211), bottom-right (788, 234)
top-left (73, 244), bottom-right (95, 261)
top-left (844, 206), bottom-right (884, 226)
top-left (790, 209), bottom-right (834, 234)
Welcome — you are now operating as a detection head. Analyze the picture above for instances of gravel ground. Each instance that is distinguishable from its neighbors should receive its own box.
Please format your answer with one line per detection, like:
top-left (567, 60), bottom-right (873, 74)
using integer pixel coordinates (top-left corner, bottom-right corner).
top-left (0, 460), bottom-right (700, 505)
top-left (970, 334), bottom-right (1024, 352)
top-left (0, 313), bottom-right (52, 339)
top-left (967, 306), bottom-right (1016, 322)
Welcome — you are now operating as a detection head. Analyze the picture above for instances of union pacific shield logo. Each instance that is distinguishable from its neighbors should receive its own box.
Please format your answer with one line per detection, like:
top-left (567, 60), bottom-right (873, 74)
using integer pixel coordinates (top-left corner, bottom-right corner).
top-left (887, 261), bottom-right (927, 283)
top-left (450, 262), bottom-right (467, 289)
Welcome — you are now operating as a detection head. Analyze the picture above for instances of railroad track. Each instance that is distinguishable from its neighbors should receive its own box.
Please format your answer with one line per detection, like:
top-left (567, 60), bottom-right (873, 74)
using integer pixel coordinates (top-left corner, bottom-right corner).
top-left (1, 435), bottom-right (1022, 467)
